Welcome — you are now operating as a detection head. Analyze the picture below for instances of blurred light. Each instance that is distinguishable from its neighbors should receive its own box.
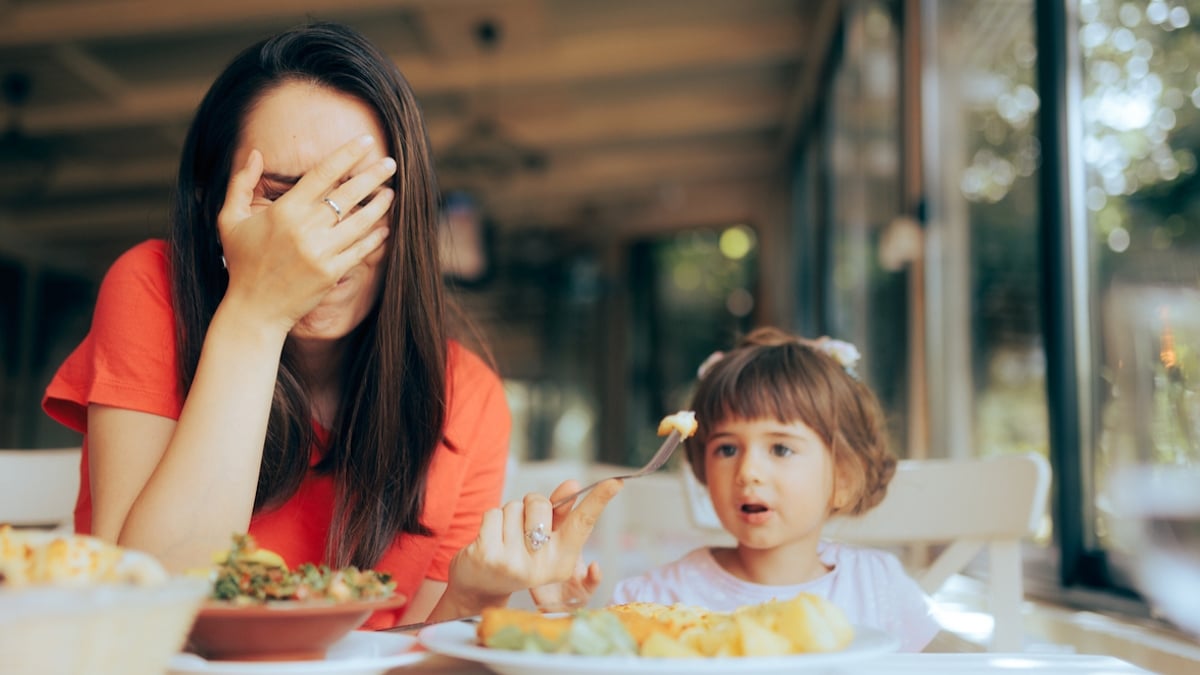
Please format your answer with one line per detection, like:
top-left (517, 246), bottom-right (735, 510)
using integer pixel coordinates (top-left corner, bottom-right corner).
top-left (1096, 92), bottom-right (1152, 130)
top-left (1107, 227), bottom-right (1131, 252)
top-left (672, 262), bottom-right (701, 290)
top-left (725, 288), bottom-right (754, 317)
top-left (1168, 6), bottom-right (1190, 28)
top-left (1118, 2), bottom-right (1142, 28)
top-left (718, 226), bottom-right (755, 260)
top-left (1156, 107), bottom-right (1178, 131)
top-left (1086, 186), bottom-right (1108, 211)
top-left (1147, 0), bottom-right (1169, 25)
top-left (1080, 21), bottom-right (1110, 50)
top-left (1151, 226), bottom-right (1173, 250)
top-left (1112, 27), bottom-right (1136, 51)
top-left (1126, 56), bottom-right (1149, 79)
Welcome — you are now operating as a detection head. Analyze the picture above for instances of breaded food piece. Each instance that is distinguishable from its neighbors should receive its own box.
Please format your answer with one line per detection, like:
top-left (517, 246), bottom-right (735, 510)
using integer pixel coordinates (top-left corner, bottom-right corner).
top-left (607, 601), bottom-right (715, 641)
top-left (477, 606), bottom-right (573, 645)
top-left (657, 410), bottom-right (698, 438)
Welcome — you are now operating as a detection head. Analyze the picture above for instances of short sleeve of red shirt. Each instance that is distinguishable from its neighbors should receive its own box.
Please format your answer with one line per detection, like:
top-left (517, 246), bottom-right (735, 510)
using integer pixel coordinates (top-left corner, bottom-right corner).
top-left (43, 239), bottom-right (182, 433)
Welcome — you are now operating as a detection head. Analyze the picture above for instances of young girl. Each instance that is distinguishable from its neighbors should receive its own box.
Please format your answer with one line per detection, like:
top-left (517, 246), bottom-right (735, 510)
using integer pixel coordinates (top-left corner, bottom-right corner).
top-left (611, 327), bottom-right (940, 652)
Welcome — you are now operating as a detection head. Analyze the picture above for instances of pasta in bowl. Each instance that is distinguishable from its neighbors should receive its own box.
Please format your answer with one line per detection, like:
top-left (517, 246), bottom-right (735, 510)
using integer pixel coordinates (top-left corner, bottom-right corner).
top-left (0, 525), bottom-right (209, 675)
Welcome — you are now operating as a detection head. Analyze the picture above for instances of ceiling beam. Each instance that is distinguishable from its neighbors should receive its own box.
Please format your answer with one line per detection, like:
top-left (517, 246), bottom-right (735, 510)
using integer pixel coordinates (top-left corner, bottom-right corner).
top-left (21, 18), bottom-right (802, 136)
top-left (780, 0), bottom-right (842, 155)
top-left (19, 140), bottom-right (772, 238)
top-left (0, 0), bottom-right (440, 46)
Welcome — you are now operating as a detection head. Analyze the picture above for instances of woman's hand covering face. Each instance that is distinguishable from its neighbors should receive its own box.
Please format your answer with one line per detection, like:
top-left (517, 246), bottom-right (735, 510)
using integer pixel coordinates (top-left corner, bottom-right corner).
top-left (216, 133), bottom-right (397, 336)
top-left (448, 478), bottom-right (623, 607)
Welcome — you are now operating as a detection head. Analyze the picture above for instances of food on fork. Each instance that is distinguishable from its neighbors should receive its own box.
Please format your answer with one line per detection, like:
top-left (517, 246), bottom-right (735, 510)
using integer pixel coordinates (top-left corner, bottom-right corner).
top-left (657, 410), bottom-right (698, 439)
top-left (205, 533), bottom-right (395, 603)
top-left (0, 523), bottom-right (167, 587)
top-left (477, 591), bottom-right (854, 658)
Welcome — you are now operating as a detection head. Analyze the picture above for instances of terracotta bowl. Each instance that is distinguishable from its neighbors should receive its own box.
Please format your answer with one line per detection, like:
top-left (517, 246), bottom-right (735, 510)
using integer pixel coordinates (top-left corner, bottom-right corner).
top-left (186, 594), bottom-right (408, 661)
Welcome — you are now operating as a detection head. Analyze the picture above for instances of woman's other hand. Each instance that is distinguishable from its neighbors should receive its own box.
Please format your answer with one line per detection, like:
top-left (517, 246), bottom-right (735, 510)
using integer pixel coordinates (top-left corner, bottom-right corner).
top-left (217, 134), bottom-right (396, 334)
top-left (446, 478), bottom-right (623, 612)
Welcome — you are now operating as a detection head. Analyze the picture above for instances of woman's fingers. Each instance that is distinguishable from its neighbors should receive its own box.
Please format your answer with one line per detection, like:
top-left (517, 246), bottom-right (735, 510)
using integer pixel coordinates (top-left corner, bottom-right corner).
top-left (217, 150), bottom-right (263, 238)
top-left (322, 156), bottom-right (396, 222)
top-left (522, 494), bottom-right (553, 554)
top-left (554, 478), bottom-right (622, 558)
top-left (547, 479), bottom-right (582, 530)
top-left (500, 499), bottom-right (527, 553)
top-left (329, 187), bottom-right (393, 254)
top-left (287, 134), bottom-right (377, 204)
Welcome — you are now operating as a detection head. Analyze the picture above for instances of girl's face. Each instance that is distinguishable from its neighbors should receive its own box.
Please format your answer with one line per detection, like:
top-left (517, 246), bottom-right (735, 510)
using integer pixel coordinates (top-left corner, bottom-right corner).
top-left (703, 416), bottom-right (837, 552)
top-left (233, 81), bottom-right (391, 342)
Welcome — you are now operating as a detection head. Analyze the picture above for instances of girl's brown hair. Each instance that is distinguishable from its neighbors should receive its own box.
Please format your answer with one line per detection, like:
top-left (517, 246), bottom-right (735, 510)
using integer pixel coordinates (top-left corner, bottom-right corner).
top-left (685, 327), bottom-right (897, 516)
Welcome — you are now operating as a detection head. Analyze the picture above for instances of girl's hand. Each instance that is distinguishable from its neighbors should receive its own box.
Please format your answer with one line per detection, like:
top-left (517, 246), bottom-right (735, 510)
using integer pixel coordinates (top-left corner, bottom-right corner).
top-left (528, 559), bottom-right (602, 612)
top-left (446, 478), bottom-right (623, 612)
top-left (216, 135), bottom-right (397, 335)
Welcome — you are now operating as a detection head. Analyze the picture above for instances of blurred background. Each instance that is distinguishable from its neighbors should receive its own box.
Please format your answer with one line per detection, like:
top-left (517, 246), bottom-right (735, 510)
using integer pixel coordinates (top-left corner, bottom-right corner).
top-left (2, 0), bottom-right (1200, 663)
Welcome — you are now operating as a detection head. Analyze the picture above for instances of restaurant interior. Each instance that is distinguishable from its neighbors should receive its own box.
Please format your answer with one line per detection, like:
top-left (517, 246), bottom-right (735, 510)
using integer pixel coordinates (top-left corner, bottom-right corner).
top-left (2, 1), bottom-right (1199, 673)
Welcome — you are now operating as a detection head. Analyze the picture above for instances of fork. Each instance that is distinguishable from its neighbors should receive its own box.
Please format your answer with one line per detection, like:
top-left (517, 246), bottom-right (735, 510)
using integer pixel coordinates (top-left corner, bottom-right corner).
top-left (550, 428), bottom-right (683, 509)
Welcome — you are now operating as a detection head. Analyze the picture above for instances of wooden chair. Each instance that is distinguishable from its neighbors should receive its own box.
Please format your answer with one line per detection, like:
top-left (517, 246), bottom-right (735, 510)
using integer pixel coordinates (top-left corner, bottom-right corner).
top-left (682, 453), bottom-right (1052, 652)
top-left (0, 447), bottom-right (82, 530)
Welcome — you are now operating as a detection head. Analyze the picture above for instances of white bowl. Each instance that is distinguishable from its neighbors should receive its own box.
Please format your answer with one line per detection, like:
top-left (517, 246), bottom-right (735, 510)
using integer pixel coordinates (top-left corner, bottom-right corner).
top-left (0, 568), bottom-right (209, 675)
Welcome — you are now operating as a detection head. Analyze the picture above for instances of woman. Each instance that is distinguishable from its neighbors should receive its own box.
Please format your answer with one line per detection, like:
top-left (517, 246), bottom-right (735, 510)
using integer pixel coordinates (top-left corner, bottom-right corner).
top-left (42, 21), bottom-right (617, 628)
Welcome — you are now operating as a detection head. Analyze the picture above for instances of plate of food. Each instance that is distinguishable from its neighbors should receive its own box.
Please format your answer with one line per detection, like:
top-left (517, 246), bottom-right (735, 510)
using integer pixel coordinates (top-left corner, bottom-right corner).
top-left (418, 592), bottom-right (900, 675)
top-left (182, 534), bottom-right (419, 664)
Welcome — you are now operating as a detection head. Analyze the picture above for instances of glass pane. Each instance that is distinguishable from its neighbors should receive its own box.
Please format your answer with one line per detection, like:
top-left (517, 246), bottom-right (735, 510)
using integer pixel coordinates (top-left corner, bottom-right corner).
top-left (926, 0), bottom-right (1046, 471)
top-left (825, 1), bottom-right (910, 451)
top-left (626, 227), bottom-right (757, 466)
top-left (1082, 0), bottom-right (1200, 592)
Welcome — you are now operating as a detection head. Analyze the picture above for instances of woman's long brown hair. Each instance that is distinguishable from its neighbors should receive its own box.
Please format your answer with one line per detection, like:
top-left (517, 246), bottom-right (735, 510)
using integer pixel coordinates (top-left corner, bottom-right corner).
top-left (169, 22), bottom-right (445, 567)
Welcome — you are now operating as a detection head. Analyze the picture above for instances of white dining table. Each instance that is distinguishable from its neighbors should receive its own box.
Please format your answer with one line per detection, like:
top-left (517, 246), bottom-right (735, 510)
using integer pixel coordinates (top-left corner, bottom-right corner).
top-left (399, 651), bottom-right (1154, 674)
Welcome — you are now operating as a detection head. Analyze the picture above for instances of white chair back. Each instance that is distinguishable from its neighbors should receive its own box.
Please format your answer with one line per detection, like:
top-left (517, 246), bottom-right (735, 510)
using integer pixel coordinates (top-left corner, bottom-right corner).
top-left (0, 447), bottom-right (82, 530)
top-left (682, 453), bottom-right (1051, 652)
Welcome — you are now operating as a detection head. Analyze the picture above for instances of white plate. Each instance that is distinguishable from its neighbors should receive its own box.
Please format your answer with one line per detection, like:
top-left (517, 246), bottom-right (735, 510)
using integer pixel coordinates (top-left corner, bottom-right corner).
top-left (168, 631), bottom-right (428, 675)
top-left (418, 620), bottom-right (900, 675)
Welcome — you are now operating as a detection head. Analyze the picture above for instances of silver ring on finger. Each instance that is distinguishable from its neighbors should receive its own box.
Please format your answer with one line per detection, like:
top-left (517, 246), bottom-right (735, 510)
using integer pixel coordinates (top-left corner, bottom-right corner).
top-left (322, 197), bottom-right (344, 223)
top-left (525, 523), bottom-right (549, 552)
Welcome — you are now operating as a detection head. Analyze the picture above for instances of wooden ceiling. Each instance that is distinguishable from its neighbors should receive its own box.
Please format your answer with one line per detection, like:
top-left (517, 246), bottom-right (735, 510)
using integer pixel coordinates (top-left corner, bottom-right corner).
top-left (0, 0), bottom-right (837, 277)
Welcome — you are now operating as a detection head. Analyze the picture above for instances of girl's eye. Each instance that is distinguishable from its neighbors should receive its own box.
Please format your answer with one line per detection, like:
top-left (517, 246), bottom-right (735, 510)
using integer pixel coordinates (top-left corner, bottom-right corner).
top-left (713, 444), bottom-right (738, 458)
top-left (771, 443), bottom-right (795, 457)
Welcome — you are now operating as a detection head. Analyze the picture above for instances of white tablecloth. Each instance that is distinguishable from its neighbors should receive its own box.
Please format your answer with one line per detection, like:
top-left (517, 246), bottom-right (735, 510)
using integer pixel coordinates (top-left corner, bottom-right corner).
top-left (404, 652), bottom-right (1153, 674)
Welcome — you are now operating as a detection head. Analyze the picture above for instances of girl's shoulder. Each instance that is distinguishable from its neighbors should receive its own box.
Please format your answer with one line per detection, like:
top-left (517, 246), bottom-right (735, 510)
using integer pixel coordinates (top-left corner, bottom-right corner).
top-left (820, 540), bottom-right (910, 579)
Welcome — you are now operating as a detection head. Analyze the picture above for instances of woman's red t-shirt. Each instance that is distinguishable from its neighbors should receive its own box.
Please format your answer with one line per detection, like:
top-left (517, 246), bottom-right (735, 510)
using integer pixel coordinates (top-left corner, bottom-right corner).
top-left (43, 240), bottom-right (511, 628)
